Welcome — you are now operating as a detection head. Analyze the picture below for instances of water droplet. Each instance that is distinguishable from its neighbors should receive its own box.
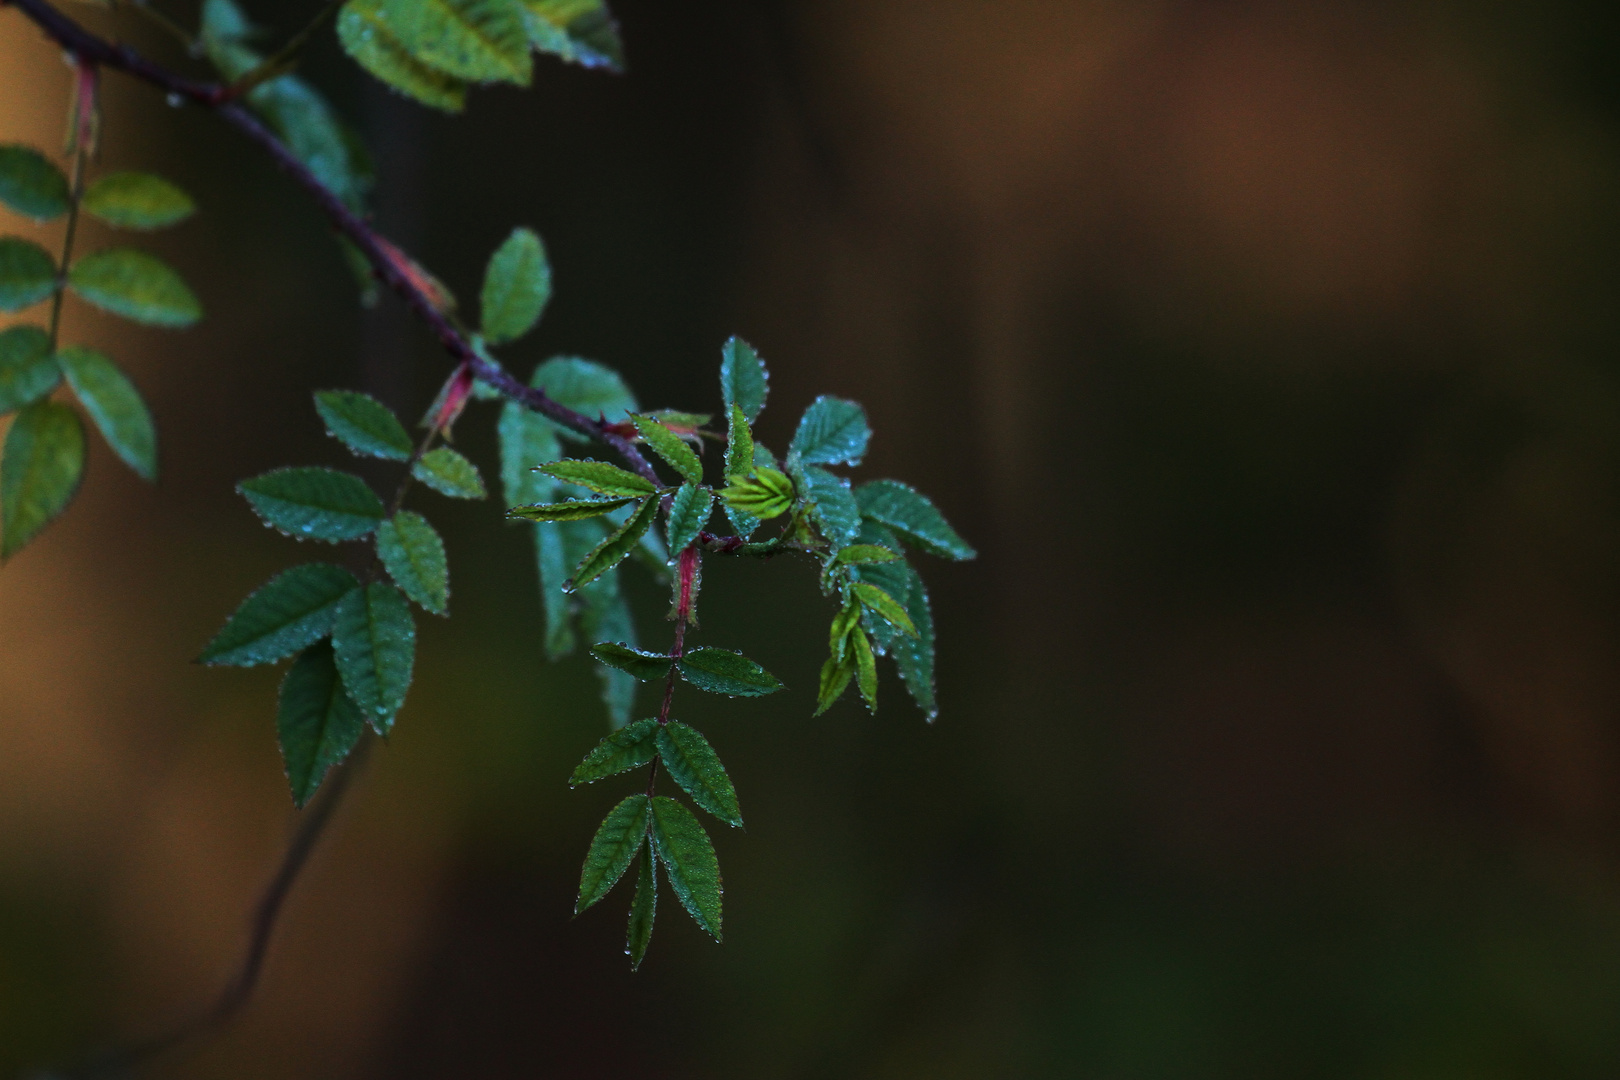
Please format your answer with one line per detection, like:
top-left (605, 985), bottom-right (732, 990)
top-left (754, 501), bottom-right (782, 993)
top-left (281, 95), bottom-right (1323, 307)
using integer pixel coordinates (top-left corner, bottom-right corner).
top-left (166, 92), bottom-right (183, 108)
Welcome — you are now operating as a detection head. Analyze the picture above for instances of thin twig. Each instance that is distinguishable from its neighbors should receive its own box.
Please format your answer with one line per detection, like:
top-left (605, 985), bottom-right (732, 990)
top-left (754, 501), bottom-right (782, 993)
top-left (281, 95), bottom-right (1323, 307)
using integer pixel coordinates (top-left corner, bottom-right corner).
top-left (220, 0), bottom-right (344, 101)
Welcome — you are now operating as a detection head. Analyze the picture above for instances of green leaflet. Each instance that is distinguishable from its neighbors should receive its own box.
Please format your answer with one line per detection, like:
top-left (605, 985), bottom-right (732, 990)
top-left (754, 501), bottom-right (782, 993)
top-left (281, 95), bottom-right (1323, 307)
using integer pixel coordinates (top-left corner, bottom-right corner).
top-left (631, 414), bottom-right (702, 484)
top-left (579, 567), bottom-right (638, 727)
top-left (853, 535), bottom-right (937, 719)
top-left (851, 626), bottom-right (877, 712)
top-left (591, 642), bottom-right (672, 682)
top-left (56, 346), bottom-right (157, 481)
top-left (536, 459), bottom-right (655, 498)
top-left (374, 0), bottom-right (533, 85)
top-left (68, 249), bottom-right (202, 328)
top-left (337, 0), bottom-right (470, 113)
top-left (836, 544), bottom-right (900, 565)
top-left (665, 483), bottom-right (712, 554)
top-left (578, 793), bottom-right (651, 914)
top-left (80, 172), bottom-right (196, 230)
top-left (568, 494), bottom-right (657, 592)
top-left (497, 388), bottom-right (561, 506)
top-left (508, 495), bottom-right (638, 521)
top-left (198, 563), bottom-right (360, 666)
top-left (533, 355), bottom-right (638, 440)
top-left (480, 226), bottom-right (551, 344)
top-left (649, 796), bottom-right (721, 940)
top-left (376, 510), bottom-right (449, 615)
top-left (789, 395), bottom-right (870, 467)
top-left (656, 722), bottom-right (741, 827)
top-left (413, 446), bottom-right (485, 498)
top-left (332, 581), bottom-right (417, 733)
top-left (277, 640), bottom-right (365, 807)
top-left (570, 717), bottom-right (659, 785)
top-left (646, 409), bottom-right (710, 433)
top-left (677, 647), bottom-right (782, 697)
top-left (520, 0), bottom-right (625, 72)
top-left (0, 325), bottom-right (61, 413)
top-left (626, 835), bottom-right (656, 969)
top-left (720, 466), bottom-right (793, 521)
top-left (0, 145), bottom-right (69, 221)
top-left (0, 237), bottom-right (58, 312)
top-left (855, 479), bottom-right (975, 561)
top-left (0, 401), bottom-right (83, 559)
top-left (828, 600), bottom-right (862, 660)
top-left (852, 580), bottom-right (917, 638)
top-left (800, 465), bottom-right (860, 548)
top-left (238, 467), bottom-right (386, 542)
top-left (315, 390), bottom-right (413, 461)
top-left (815, 650), bottom-right (856, 716)
top-left (724, 403), bottom-right (753, 480)
top-left (719, 336), bottom-right (768, 423)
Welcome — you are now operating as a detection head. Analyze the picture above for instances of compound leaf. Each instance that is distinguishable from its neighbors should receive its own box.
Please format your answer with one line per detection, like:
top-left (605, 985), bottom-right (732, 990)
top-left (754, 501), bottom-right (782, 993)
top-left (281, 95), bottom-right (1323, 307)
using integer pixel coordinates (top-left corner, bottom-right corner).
top-left (315, 389), bottom-right (413, 461)
top-left (520, 0), bottom-right (625, 72)
top-left (789, 395), bottom-right (869, 467)
top-left (508, 495), bottom-right (639, 522)
top-left (649, 796), bottom-right (721, 940)
top-left (665, 482), bottom-right (712, 554)
top-left (570, 717), bottom-right (659, 785)
top-left (855, 479), bottom-right (975, 561)
top-left (277, 640), bottom-right (365, 807)
top-left (568, 493), bottom-right (656, 591)
top-left (656, 723), bottom-right (741, 827)
top-left (198, 563), bottom-right (358, 666)
top-left (719, 335), bottom-right (768, 423)
top-left (480, 226), bottom-right (551, 344)
top-left (80, 172), bottom-right (196, 230)
top-left (0, 237), bottom-right (58, 312)
top-left (338, 0), bottom-right (470, 112)
top-left (578, 793), bottom-right (650, 913)
top-left (239, 467), bottom-right (385, 541)
top-left (0, 401), bottom-right (83, 558)
top-left (0, 325), bottom-right (60, 413)
top-left (0, 145), bottom-right (69, 221)
top-left (719, 466), bottom-right (793, 521)
top-left (413, 446), bottom-right (485, 498)
top-left (536, 458), bottom-right (655, 498)
top-left (68, 249), bottom-right (201, 327)
top-left (56, 346), bottom-right (157, 481)
top-left (677, 647), bottom-right (782, 697)
top-left (332, 581), bottom-right (416, 733)
top-left (631, 414), bottom-right (702, 484)
top-left (590, 642), bottom-right (671, 682)
top-left (375, 0), bottom-right (533, 85)
top-left (626, 835), bottom-right (656, 969)
top-left (376, 510), bottom-right (449, 614)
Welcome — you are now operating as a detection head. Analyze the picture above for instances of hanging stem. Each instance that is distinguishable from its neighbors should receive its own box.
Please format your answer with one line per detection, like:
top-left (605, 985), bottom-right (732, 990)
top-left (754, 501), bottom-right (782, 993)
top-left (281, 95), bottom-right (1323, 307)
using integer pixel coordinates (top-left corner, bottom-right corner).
top-left (49, 63), bottom-right (94, 352)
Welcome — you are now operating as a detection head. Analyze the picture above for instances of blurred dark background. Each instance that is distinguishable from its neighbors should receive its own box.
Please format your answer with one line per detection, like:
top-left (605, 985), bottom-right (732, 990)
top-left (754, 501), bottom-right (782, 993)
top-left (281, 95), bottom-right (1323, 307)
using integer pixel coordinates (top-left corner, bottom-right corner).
top-left (5, 0), bottom-right (1620, 1075)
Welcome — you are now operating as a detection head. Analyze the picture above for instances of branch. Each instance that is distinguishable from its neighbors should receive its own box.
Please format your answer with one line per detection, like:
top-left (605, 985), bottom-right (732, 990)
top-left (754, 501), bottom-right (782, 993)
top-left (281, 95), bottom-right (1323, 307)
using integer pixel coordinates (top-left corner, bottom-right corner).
top-left (2, 0), bottom-right (662, 486)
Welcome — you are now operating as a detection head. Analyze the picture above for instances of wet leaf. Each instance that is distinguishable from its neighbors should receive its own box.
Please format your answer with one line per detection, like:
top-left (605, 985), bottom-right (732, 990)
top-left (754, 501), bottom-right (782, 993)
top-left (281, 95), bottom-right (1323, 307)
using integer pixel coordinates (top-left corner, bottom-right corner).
top-left (578, 793), bottom-right (650, 913)
top-left (536, 458), bottom-right (655, 498)
top-left (631, 413), bottom-right (702, 484)
top-left (677, 647), bottom-right (782, 697)
top-left (238, 466), bottom-right (385, 542)
top-left (719, 466), bottom-right (793, 521)
top-left (649, 796), bottom-right (721, 940)
top-left (723, 402), bottom-right (752, 480)
top-left (315, 389), bottom-right (413, 461)
top-left (590, 642), bottom-right (672, 682)
top-left (665, 482), bottom-right (712, 553)
top-left (413, 445), bottom-right (485, 498)
top-left (854, 479), bottom-right (975, 561)
top-left (56, 346), bottom-right (157, 480)
top-left (568, 494), bottom-right (656, 591)
top-left (852, 580), bottom-right (917, 638)
top-left (719, 335), bottom-right (768, 423)
top-left (338, 0), bottom-right (470, 112)
top-left (198, 563), bottom-right (359, 666)
top-left (373, 0), bottom-right (533, 85)
top-left (800, 464), bottom-right (859, 548)
top-left (376, 510), bottom-right (449, 614)
top-left (507, 495), bottom-right (639, 521)
top-left (626, 835), bottom-right (656, 969)
top-left (277, 640), bottom-right (365, 807)
top-left (570, 717), bottom-right (659, 785)
top-left (331, 581), bottom-right (416, 733)
top-left (656, 722), bottom-right (741, 827)
top-left (480, 226), bottom-right (550, 343)
top-left (789, 395), bottom-right (869, 467)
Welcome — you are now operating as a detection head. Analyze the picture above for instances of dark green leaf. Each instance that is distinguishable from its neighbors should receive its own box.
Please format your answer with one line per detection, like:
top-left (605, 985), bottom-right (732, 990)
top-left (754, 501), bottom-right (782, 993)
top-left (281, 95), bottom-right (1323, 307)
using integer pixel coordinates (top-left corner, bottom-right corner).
top-left (591, 642), bottom-right (671, 682)
top-left (626, 835), bottom-right (656, 969)
top-left (338, 0), bottom-right (470, 112)
top-left (498, 389), bottom-right (561, 505)
top-left (239, 466), bottom-right (385, 541)
top-left (801, 465), bottom-right (860, 548)
top-left (0, 401), bottom-right (83, 558)
top-left (0, 145), bottom-right (69, 221)
top-left (665, 482), bottom-right (712, 554)
top-left (199, 564), bottom-right (358, 666)
top-left (855, 479), bottom-right (975, 561)
top-left (570, 717), bottom-right (659, 785)
top-left (720, 466), bottom-right (793, 521)
top-left (677, 647), bottom-right (782, 697)
top-left (413, 446), bottom-right (485, 498)
top-left (852, 580), bottom-right (917, 638)
top-left (631, 414), bottom-right (702, 484)
top-left (719, 335), bottom-right (768, 423)
top-left (837, 544), bottom-right (900, 565)
top-left (568, 494), bottom-right (657, 591)
top-left (68, 248), bottom-right (201, 327)
top-left (277, 640), bottom-right (365, 807)
top-left (375, 0), bottom-right (533, 84)
top-left (56, 346), bottom-right (157, 481)
top-left (332, 581), bottom-right (416, 733)
top-left (656, 723), bottom-right (741, 827)
top-left (315, 389), bottom-right (413, 461)
top-left (520, 0), bottom-right (625, 72)
top-left (852, 626), bottom-right (877, 712)
top-left (508, 495), bottom-right (639, 521)
top-left (580, 568), bottom-right (639, 727)
top-left (789, 395), bottom-right (869, 467)
top-left (854, 544), bottom-right (936, 719)
top-left (815, 650), bottom-right (856, 716)
top-left (533, 355), bottom-right (637, 439)
top-left (536, 458), bottom-right (655, 498)
top-left (723, 402), bottom-right (753, 480)
top-left (480, 226), bottom-right (551, 344)
top-left (80, 172), bottom-right (196, 230)
top-left (0, 325), bottom-right (60, 413)
top-left (578, 793), bottom-right (650, 914)
top-left (376, 510), bottom-right (449, 614)
top-left (649, 796), bottom-right (721, 940)
top-left (0, 237), bottom-right (58, 312)
top-left (725, 503), bottom-right (760, 540)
